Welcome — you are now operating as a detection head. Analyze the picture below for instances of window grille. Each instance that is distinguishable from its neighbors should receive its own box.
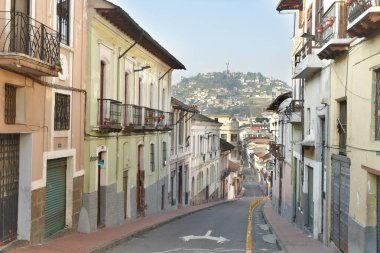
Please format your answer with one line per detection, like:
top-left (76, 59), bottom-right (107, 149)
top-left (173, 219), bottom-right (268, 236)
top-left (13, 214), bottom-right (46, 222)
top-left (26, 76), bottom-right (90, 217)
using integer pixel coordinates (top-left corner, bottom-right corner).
top-left (150, 143), bottom-right (155, 172)
top-left (5, 85), bottom-right (16, 124)
top-left (54, 93), bottom-right (70, 130)
top-left (57, 0), bottom-right (70, 45)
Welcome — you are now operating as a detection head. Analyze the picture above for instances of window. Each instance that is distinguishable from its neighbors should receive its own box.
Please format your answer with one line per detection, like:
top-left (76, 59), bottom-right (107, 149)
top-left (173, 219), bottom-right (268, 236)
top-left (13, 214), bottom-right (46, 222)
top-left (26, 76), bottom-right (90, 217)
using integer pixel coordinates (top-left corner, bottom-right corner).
top-left (338, 101), bottom-right (347, 155)
top-left (57, 0), bottom-right (70, 45)
top-left (162, 142), bottom-right (167, 166)
top-left (54, 93), bottom-right (70, 130)
top-left (307, 108), bottom-right (311, 135)
top-left (5, 84), bottom-right (16, 124)
top-left (221, 134), bottom-right (227, 140)
top-left (231, 134), bottom-right (238, 142)
top-left (376, 70), bottom-right (380, 140)
top-left (179, 112), bottom-right (184, 145)
top-left (150, 83), bottom-right (154, 108)
top-left (124, 73), bottom-right (129, 104)
top-left (150, 143), bottom-right (155, 172)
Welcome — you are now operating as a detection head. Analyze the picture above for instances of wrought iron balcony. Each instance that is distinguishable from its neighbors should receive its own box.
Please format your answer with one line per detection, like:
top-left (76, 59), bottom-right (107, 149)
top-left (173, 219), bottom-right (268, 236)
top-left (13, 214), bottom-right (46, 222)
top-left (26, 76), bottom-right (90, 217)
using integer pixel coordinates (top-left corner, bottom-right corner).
top-left (293, 40), bottom-right (322, 79)
top-left (269, 142), bottom-right (285, 161)
top-left (97, 99), bottom-right (122, 132)
top-left (123, 104), bottom-right (143, 128)
top-left (316, 2), bottom-right (351, 60)
top-left (122, 104), bottom-right (173, 132)
top-left (0, 11), bottom-right (60, 76)
top-left (347, 0), bottom-right (380, 37)
top-left (289, 99), bottom-right (303, 112)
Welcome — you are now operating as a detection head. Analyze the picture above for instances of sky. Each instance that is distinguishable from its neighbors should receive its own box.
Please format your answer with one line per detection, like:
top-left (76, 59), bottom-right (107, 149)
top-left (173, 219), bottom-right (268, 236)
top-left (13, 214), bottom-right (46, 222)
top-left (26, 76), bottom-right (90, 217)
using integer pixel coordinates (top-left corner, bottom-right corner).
top-left (109, 0), bottom-right (294, 85)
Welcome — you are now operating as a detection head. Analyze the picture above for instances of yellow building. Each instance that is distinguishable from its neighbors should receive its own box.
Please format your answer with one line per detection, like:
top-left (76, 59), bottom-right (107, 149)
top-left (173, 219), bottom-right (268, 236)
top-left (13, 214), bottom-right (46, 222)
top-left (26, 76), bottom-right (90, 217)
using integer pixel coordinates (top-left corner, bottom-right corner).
top-left (0, 0), bottom-right (86, 245)
top-left (82, 0), bottom-right (185, 232)
top-left (321, 2), bottom-right (380, 251)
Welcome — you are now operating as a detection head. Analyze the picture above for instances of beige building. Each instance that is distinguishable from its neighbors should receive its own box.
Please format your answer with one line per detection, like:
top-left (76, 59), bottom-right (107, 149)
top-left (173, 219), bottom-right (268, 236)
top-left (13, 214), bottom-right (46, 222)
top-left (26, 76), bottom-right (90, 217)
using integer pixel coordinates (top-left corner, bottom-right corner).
top-left (82, 0), bottom-right (185, 232)
top-left (0, 0), bottom-right (86, 245)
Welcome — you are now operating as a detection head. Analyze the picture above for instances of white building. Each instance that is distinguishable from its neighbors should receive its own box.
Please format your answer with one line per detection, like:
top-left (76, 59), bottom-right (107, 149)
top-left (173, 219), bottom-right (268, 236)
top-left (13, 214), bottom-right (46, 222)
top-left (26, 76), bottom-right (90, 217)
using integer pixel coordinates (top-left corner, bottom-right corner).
top-left (190, 114), bottom-right (222, 205)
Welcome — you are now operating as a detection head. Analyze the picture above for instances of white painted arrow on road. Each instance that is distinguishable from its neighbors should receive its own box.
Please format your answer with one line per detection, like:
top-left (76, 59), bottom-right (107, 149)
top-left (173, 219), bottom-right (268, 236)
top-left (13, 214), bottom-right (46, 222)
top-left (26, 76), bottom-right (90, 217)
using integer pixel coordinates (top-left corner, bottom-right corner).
top-left (180, 230), bottom-right (230, 244)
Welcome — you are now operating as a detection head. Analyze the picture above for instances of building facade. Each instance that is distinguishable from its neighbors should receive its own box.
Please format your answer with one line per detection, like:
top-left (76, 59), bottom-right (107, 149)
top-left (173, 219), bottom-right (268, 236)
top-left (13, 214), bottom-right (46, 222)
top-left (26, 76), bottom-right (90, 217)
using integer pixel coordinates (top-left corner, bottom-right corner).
top-left (277, 0), bottom-right (380, 251)
top-left (169, 98), bottom-right (198, 209)
top-left (190, 114), bottom-right (222, 205)
top-left (83, 0), bottom-right (185, 232)
top-left (0, 0), bottom-right (86, 245)
top-left (207, 114), bottom-right (241, 164)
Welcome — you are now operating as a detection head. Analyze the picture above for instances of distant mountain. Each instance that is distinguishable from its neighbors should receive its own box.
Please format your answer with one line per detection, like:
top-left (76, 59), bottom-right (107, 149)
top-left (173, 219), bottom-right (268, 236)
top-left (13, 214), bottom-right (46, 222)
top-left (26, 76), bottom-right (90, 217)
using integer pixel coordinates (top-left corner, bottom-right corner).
top-left (173, 71), bottom-right (291, 118)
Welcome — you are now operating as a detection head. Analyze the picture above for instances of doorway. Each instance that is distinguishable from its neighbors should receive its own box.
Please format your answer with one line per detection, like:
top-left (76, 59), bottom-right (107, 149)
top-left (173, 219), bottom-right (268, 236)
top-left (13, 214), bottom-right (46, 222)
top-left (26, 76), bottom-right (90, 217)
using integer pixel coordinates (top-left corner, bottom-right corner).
top-left (123, 170), bottom-right (128, 219)
top-left (307, 166), bottom-right (314, 232)
top-left (137, 145), bottom-right (145, 216)
top-left (97, 151), bottom-right (106, 227)
top-left (11, 0), bottom-right (30, 55)
top-left (178, 166), bottom-right (182, 208)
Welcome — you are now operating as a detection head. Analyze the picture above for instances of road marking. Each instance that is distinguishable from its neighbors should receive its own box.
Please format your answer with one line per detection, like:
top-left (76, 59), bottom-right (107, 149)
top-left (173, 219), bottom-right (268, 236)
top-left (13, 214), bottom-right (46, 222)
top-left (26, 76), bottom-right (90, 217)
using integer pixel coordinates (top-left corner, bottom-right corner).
top-left (154, 249), bottom-right (245, 253)
top-left (180, 230), bottom-right (230, 244)
top-left (246, 197), bottom-right (265, 253)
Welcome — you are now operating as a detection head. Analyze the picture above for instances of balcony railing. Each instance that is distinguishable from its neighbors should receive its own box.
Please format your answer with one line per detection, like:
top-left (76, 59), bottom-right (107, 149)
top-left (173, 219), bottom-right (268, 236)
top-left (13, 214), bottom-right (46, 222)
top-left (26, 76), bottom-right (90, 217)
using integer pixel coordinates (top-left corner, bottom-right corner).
top-left (123, 104), bottom-right (142, 127)
top-left (290, 99), bottom-right (303, 112)
top-left (348, 0), bottom-right (377, 23)
top-left (269, 141), bottom-right (284, 161)
top-left (347, 0), bottom-right (380, 37)
top-left (121, 104), bottom-right (173, 131)
top-left (294, 40), bottom-right (313, 67)
top-left (317, 2), bottom-right (347, 47)
top-left (0, 11), bottom-right (60, 75)
top-left (98, 99), bottom-right (122, 131)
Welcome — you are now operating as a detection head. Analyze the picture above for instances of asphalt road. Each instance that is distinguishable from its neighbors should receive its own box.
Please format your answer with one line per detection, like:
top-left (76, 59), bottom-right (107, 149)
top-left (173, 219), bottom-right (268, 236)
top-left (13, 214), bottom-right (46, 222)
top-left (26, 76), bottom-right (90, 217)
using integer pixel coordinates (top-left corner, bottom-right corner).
top-left (106, 175), bottom-right (282, 253)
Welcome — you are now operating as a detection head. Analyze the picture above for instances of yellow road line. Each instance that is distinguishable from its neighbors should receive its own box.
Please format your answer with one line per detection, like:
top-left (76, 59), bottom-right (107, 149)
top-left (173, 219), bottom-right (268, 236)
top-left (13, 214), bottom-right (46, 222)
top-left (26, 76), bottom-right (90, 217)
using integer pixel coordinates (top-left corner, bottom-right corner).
top-left (246, 197), bottom-right (265, 253)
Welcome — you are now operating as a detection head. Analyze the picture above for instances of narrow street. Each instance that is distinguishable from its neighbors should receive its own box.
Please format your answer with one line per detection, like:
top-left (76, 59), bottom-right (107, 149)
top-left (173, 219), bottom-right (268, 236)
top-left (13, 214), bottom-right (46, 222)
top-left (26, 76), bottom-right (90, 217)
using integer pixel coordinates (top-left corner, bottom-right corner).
top-left (106, 173), bottom-right (282, 253)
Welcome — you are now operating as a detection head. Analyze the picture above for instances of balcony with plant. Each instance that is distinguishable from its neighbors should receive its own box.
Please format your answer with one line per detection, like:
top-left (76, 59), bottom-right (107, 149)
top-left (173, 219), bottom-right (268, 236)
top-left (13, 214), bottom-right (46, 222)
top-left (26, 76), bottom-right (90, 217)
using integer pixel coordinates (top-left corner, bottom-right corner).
top-left (317, 2), bottom-right (352, 60)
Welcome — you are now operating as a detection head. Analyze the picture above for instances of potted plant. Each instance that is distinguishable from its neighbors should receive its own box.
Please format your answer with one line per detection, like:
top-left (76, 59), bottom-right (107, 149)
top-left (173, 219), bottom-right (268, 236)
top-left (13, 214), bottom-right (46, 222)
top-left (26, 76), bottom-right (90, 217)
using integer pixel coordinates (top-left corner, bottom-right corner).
top-left (325, 17), bottom-right (334, 27)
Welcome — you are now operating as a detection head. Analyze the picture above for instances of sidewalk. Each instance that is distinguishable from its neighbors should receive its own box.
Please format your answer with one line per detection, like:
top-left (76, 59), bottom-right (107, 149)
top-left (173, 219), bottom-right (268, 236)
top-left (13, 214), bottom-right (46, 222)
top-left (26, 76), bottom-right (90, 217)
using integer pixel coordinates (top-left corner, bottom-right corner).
top-left (262, 200), bottom-right (337, 253)
top-left (6, 200), bottom-right (232, 253)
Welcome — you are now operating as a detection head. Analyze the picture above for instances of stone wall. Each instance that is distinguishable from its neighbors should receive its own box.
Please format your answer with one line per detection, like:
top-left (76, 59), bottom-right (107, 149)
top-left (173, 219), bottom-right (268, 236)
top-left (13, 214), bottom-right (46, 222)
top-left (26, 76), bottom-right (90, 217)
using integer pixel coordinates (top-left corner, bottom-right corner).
top-left (30, 188), bottom-right (45, 244)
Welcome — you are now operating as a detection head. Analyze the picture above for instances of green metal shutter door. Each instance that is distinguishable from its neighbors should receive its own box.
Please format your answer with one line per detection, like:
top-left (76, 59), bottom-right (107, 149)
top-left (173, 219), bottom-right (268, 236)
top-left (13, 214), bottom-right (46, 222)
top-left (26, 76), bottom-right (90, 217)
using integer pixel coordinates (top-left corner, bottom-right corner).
top-left (45, 158), bottom-right (66, 238)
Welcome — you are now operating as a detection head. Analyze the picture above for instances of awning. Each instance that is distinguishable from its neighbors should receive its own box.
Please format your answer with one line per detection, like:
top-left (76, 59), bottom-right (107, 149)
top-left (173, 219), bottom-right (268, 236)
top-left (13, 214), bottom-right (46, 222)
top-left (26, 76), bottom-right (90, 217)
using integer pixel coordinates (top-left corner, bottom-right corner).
top-left (277, 0), bottom-right (302, 12)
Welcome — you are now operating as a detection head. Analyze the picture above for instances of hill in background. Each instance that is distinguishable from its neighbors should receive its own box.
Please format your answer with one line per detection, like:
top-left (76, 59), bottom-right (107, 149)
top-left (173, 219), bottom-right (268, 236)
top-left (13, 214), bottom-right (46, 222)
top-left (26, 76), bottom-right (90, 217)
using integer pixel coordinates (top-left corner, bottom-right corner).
top-left (173, 71), bottom-right (291, 118)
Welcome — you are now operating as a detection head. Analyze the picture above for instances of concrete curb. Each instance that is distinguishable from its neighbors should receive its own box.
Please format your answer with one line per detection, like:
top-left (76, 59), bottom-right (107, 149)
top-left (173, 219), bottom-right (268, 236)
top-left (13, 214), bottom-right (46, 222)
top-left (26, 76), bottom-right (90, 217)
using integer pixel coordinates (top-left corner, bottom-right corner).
top-left (261, 199), bottom-right (288, 253)
top-left (86, 199), bottom-right (236, 253)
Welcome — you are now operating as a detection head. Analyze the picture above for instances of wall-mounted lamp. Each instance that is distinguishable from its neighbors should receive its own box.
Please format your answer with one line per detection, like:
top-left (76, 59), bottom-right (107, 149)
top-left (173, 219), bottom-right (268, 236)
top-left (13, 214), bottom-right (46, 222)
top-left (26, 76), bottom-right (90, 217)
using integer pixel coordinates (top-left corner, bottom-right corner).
top-left (134, 65), bottom-right (151, 72)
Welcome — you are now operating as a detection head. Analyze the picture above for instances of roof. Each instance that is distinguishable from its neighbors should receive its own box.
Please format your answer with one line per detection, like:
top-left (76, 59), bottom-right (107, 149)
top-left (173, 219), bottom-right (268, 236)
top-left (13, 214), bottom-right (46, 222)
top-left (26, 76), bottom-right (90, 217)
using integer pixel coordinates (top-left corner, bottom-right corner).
top-left (262, 153), bottom-right (273, 161)
top-left (171, 97), bottom-right (199, 113)
top-left (192, 113), bottom-right (222, 124)
top-left (95, 2), bottom-right (185, 70)
top-left (220, 139), bottom-right (235, 152)
top-left (255, 152), bottom-right (266, 158)
top-left (228, 160), bottom-right (240, 173)
top-left (246, 138), bottom-right (271, 145)
top-left (277, 0), bottom-right (302, 12)
top-left (267, 92), bottom-right (292, 111)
